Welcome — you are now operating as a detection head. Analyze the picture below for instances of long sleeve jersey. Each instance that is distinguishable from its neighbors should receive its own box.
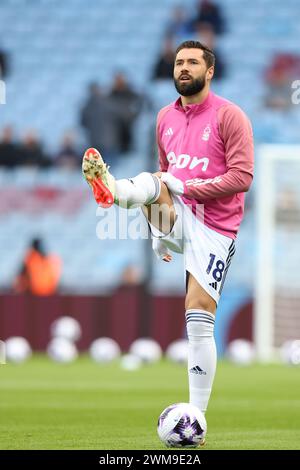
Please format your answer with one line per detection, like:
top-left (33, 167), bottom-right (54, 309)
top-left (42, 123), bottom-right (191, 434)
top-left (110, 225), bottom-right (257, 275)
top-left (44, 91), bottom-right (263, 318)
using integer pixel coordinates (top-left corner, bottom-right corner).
top-left (156, 91), bottom-right (254, 239)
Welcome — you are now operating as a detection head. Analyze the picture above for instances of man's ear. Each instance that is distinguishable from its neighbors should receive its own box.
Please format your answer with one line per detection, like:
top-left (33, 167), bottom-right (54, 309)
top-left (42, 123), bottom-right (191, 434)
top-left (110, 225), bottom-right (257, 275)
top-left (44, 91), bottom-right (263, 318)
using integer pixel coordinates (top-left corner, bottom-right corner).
top-left (207, 66), bottom-right (214, 81)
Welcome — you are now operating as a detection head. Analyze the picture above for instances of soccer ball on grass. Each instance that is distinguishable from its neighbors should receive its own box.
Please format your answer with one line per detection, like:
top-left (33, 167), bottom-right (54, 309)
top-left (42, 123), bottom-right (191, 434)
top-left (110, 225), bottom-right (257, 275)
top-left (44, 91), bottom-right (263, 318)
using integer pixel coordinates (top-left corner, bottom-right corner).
top-left (157, 403), bottom-right (207, 448)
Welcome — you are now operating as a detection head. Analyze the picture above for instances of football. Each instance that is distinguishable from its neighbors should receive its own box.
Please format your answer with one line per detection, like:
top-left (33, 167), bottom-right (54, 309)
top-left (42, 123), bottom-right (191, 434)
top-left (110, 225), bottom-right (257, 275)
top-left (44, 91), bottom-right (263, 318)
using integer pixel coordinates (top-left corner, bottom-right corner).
top-left (89, 337), bottom-right (121, 363)
top-left (5, 336), bottom-right (32, 364)
top-left (165, 339), bottom-right (188, 364)
top-left (129, 338), bottom-right (162, 363)
top-left (47, 338), bottom-right (78, 363)
top-left (157, 403), bottom-right (207, 448)
top-left (50, 316), bottom-right (82, 342)
top-left (227, 339), bottom-right (255, 365)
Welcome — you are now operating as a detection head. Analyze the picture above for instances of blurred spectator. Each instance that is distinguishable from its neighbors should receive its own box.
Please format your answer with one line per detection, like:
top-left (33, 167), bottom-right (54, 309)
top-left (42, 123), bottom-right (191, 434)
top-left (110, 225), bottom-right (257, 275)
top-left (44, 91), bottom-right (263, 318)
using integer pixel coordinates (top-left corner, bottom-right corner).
top-left (0, 126), bottom-right (20, 167)
top-left (80, 82), bottom-right (120, 162)
top-left (120, 264), bottom-right (143, 287)
top-left (192, 0), bottom-right (225, 35)
top-left (166, 6), bottom-right (194, 43)
top-left (0, 47), bottom-right (8, 78)
top-left (14, 238), bottom-right (62, 296)
top-left (264, 53), bottom-right (300, 110)
top-left (19, 130), bottom-right (50, 167)
top-left (109, 73), bottom-right (143, 153)
top-left (55, 132), bottom-right (79, 169)
top-left (195, 23), bottom-right (225, 80)
top-left (153, 37), bottom-right (175, 80)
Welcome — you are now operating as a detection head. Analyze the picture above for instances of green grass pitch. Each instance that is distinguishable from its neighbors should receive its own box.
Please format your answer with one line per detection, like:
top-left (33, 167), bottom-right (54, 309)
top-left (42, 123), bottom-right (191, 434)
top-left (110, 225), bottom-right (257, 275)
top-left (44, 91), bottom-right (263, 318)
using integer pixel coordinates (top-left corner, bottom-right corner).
top-left (0, 356), bottom-right (300, 450)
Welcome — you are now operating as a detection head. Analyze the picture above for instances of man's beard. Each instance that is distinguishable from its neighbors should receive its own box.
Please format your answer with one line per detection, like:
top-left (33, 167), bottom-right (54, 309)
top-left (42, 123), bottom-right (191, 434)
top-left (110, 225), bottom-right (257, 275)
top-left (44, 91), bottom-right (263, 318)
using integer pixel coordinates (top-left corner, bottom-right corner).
top-left (174, 75), bottom-right (206, 96)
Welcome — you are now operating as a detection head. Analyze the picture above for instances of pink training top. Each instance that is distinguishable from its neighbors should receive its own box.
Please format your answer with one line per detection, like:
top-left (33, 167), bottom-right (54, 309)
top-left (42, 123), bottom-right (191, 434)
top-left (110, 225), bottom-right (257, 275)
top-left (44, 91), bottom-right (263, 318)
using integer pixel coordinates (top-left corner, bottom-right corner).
top-left (156, 91), bottom-right (254, 239)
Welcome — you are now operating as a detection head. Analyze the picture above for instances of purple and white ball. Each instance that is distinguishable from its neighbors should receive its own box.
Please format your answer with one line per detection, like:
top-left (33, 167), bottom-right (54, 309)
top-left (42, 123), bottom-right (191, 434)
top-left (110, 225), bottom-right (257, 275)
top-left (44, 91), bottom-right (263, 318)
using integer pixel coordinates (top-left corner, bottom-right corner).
top-left (157, 403), bottom-right (207, 448)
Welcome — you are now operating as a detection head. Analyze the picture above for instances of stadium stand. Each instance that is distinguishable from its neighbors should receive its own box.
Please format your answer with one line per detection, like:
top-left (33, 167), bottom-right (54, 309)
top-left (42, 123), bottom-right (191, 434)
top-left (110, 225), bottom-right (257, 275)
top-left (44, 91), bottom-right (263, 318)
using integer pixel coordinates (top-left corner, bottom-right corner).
top-left (0, 0), bottom-right (299, 312)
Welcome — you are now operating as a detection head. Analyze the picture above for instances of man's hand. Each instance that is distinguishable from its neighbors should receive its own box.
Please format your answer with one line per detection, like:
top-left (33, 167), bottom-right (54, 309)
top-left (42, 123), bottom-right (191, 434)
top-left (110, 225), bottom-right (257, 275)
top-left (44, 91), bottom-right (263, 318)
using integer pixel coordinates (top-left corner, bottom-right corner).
top-left (152, 238), bottom-right (172, 262)
top-left (160, 172), bottom-right (184, 196)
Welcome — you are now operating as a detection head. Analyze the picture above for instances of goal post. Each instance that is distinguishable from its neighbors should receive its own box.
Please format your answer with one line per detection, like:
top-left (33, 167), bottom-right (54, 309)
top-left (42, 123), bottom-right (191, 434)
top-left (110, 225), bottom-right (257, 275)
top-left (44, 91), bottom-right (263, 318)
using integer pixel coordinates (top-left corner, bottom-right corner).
top-left (255, 144), bottom-right (300, 362)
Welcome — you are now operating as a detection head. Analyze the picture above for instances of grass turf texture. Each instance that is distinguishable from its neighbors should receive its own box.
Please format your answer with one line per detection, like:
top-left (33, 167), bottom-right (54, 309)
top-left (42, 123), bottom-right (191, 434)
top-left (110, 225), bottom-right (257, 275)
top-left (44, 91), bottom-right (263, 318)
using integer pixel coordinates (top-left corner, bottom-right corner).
top-left (0, 356), bottom-right (299, 450)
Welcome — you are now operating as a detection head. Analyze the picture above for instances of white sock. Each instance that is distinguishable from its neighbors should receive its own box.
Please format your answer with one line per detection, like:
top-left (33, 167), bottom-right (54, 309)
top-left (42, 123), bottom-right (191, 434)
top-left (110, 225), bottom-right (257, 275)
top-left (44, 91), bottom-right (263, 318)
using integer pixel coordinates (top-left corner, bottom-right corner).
top-left (186, 309), bottom-right (217, 414)
top-left (115, 172), bottom-right (161, 208)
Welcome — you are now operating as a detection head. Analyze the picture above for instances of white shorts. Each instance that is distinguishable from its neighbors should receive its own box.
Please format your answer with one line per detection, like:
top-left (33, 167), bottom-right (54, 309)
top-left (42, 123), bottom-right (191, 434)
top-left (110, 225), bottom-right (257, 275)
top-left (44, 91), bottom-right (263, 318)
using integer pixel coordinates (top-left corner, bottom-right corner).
top-left (149, 195), bottom-right (236, 305)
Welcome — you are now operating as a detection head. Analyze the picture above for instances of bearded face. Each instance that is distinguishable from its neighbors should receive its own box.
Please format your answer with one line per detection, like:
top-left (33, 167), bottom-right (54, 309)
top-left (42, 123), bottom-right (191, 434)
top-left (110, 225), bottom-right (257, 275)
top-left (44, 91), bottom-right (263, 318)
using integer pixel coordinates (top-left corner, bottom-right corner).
top-left (174, 73), bottom-right (206, 96)
top-left (173, 48), bottom-right (213, 98)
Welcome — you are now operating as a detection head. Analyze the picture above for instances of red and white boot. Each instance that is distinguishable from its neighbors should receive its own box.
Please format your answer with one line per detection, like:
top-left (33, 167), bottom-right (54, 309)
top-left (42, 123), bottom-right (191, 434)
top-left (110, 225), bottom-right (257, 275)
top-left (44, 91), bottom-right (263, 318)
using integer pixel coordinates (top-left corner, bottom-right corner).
top-left (82, 148), bottom-right (116, 208)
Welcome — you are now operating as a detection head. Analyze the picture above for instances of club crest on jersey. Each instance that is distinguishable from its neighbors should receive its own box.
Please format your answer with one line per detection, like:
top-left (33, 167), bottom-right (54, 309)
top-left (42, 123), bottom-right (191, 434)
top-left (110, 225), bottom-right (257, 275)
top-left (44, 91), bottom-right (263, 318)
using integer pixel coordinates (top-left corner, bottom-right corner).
top-left (202, 125), bottom-right (211, 141)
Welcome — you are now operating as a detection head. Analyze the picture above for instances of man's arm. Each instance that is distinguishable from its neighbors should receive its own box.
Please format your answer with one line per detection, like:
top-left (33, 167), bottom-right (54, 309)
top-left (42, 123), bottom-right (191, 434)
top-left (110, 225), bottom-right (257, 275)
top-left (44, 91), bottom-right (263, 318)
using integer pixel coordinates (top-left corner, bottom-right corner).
top-left (182, 104), bottom-right (254, 201)
top-left (156, 107), bottom-right (170, 172)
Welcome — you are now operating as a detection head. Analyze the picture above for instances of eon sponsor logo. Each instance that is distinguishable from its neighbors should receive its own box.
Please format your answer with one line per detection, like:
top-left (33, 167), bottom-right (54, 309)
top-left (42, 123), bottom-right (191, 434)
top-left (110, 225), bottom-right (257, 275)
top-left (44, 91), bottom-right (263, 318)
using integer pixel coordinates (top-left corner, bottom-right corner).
top-left (167, 151), bottom-right (209, 171)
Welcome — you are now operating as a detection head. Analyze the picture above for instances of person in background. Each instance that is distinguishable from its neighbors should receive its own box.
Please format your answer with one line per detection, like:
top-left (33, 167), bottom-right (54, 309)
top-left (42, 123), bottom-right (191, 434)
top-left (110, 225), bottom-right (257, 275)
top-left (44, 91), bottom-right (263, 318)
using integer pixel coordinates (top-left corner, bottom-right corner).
top-left (109, 72), bottom-right (143, 153)
top-left (80, 82), bottom-right (120, 164)
top-left (166, 6), bottom-right (194, 43)
top-left (153, 36), bottom-right (176, 80)
top-left (14, 238), bottom-right (62, 296)
top-left (0, 47), bottom-right (8, 78)
top-left (264, 53), bottom-right (300, 110)
top-left (55, 132), bottom-right (79, 169)
top-left (120, 264), bottom-right (143, 287)
top-left (19, 130), bottom-right (50, 167)
top-left (194, 22), bottom-right (226, 80)
top-left (192, 0), bottom-right (225, 35)
top-left (0, 126), bottom-right (20, 167)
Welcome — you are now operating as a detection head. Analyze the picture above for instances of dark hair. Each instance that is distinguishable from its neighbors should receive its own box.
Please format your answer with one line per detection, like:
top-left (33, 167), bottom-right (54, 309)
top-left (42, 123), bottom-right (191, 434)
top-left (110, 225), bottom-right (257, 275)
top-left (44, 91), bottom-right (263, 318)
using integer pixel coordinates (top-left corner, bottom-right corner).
top-left (31, 237), bottom-right (46, 256)
top-left (175, 40), bottom-right (215, 68)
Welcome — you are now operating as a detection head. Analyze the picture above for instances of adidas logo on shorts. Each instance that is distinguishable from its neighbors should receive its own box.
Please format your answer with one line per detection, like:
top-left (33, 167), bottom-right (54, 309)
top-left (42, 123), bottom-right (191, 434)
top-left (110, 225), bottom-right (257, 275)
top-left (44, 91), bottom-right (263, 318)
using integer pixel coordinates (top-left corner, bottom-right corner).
top-left (209, 281), bottom-right (218, 290)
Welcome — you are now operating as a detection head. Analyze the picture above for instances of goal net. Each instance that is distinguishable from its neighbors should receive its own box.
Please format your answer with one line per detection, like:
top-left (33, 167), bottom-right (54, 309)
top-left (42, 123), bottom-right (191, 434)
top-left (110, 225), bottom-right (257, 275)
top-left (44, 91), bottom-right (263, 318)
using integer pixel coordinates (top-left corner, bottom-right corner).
top-left (255, 144), bottom-right (300, 362)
